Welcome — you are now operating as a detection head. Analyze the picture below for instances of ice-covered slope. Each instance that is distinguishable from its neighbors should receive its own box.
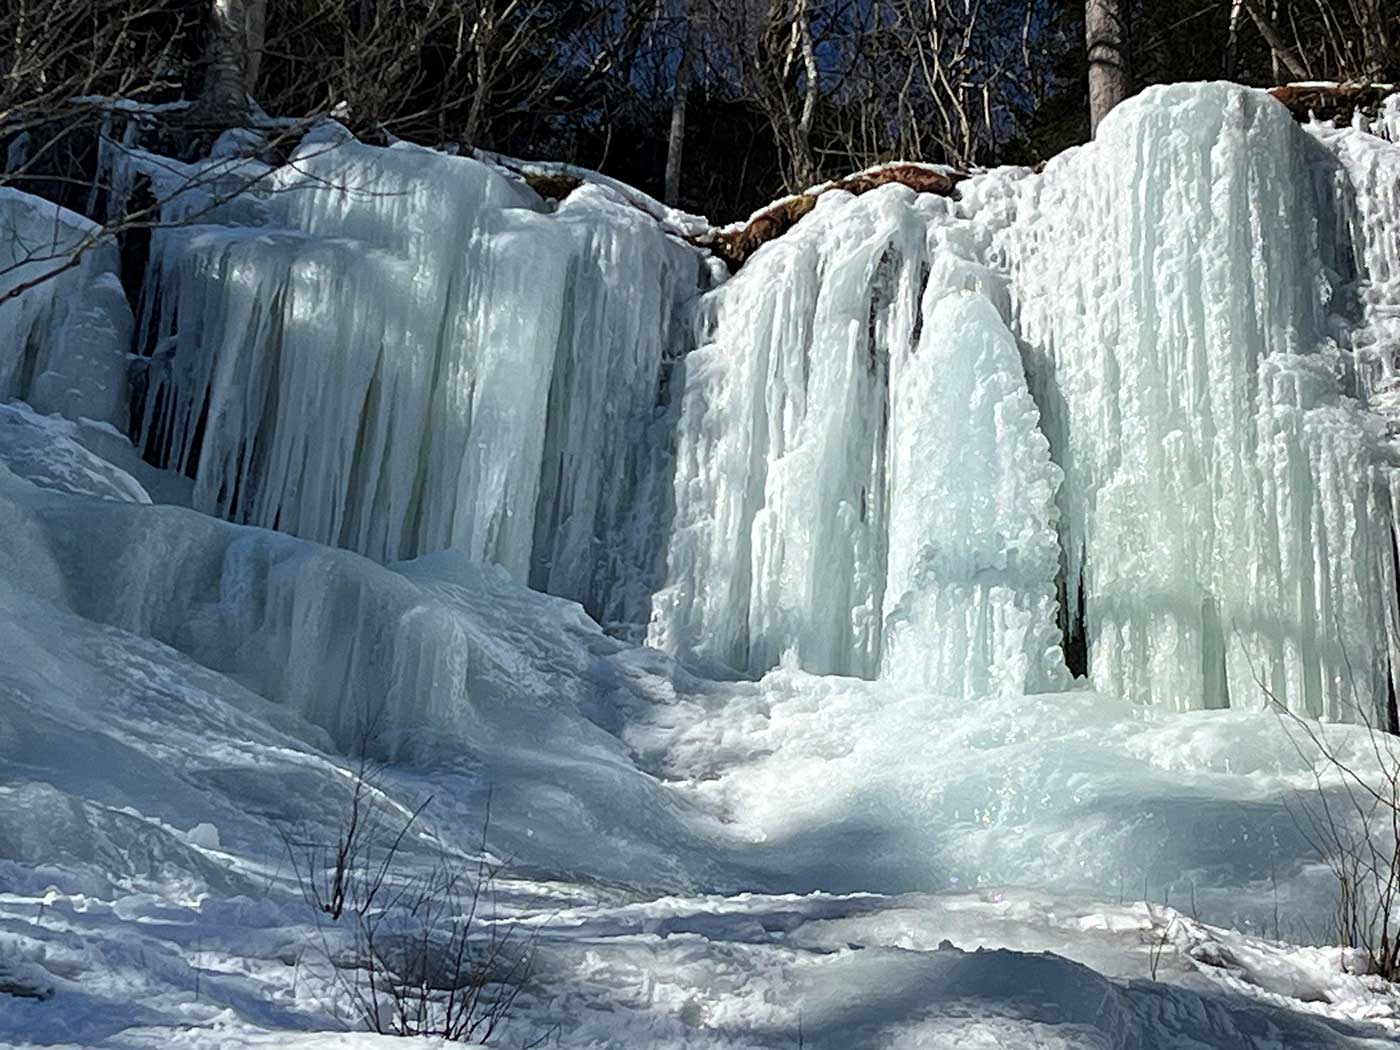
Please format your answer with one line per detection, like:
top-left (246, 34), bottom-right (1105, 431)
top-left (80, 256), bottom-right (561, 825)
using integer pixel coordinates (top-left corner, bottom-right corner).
top-left (1, 435), bottom-right (1399, 1046)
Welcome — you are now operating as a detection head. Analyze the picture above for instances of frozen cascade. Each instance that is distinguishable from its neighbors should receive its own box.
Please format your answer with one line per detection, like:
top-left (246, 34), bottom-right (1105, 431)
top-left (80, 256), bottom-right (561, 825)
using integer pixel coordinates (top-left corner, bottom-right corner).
top-left (648, 185), bottom-right (1068, 694)
top-left (998, 83), bottom-right (1398, 721)
top-left (31, 83), bottom-right (1399, 722)
top-left (651, 83), bottom-right (1400, 721)
top-left (0, 187), bottom-right (132, 425)
top-left (132, 134), bottom-right (702, 618)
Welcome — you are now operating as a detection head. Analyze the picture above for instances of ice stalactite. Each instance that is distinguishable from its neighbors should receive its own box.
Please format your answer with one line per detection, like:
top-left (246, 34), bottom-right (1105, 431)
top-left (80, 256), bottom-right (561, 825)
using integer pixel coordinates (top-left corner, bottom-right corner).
top-left (998, 83), bottom-right (1398, 722)
top-left (0, 188), bottom-right (132, 425)
top-left (130, 134), bottom-right (703, 620)
top-left (529, 187), bottom-right (704, 630)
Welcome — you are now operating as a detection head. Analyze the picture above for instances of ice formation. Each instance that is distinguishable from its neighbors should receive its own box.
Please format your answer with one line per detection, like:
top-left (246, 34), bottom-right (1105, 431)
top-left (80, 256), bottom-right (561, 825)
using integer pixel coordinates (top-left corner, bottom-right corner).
top-left (129, 134), bottom-right (701, 623)
top-left (0, 188), bottom-right (131, 424)
top-left (879, 292), bottom-right (1066, 697)
top-left (654, 83), bottom-right (1400, 719)
top-left (11, 82), bottom-right (1390, 721)
top-left (994, 84), bottom-right (1399, 721)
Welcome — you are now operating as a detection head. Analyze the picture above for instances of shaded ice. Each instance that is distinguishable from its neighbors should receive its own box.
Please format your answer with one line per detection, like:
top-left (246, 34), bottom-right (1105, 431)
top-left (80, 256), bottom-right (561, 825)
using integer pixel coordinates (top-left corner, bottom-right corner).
top-left (0, 188), bottom-right (132, 424)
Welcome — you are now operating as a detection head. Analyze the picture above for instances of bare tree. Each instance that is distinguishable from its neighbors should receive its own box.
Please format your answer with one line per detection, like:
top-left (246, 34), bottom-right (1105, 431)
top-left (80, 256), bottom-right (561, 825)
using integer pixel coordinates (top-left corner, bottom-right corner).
top-left (1087, 0), bottom-right (1130, 135)
top-left (699, 0), bottom-right (827, 192)
top-left (664, 0), bottom-right (697, 206)
top-left (285, 767), bottom-right (536, 1044)
top-left (836, 0), bottom-right (1054, 171)
top-left (2, 1), bottom-right (196, 188)
top-left (1238, 0), bottom-right (1307, 80)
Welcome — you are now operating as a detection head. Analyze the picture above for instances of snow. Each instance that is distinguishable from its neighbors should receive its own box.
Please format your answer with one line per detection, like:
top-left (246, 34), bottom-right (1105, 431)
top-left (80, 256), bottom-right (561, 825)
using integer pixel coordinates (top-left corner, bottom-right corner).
top-left (2, 436), bottom-right (1400, 1044)
top-left (4, 82), bottom-right (1400, 1048)
top-left (472, 148), bottom-right (715, 241)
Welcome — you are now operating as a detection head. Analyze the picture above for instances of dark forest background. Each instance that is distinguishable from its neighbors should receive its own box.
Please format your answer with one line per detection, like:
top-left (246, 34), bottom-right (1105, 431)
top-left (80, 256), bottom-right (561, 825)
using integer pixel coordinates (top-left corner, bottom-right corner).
top-left (2, 1), bottom-right (1398, 223)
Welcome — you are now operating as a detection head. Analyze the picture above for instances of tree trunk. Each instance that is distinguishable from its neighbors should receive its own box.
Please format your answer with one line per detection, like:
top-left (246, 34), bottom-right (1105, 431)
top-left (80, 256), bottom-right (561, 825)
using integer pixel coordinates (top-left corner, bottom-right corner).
top-left (664, 3), bottom-right (695, 207)
top-left (243, 0), bottom-right (265, 95)
top-left (1086, 0), bottom-right (1130, 136)
top-left (196, 0), bottom-right (265, 125)
top-left (1239, 0), bottom-right (1307, 80)
top-left (1224, 0), bottom-right (1243, 79)
top-left (1354, 0), bottom-right (1394, 79)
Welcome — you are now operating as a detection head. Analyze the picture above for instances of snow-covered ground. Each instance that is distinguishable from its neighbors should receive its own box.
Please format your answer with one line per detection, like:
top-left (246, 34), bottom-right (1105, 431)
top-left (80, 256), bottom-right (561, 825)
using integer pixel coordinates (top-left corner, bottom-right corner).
top-left (1, 405), bottom-right (1399, 1048)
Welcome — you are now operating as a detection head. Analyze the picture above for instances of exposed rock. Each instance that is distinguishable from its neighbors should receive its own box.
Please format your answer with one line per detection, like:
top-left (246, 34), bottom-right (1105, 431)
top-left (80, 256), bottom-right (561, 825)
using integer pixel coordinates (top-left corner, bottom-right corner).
top-left (710, 163), bottom-right (967, 271)
top-left (1268, 82), bottom-right (1396, 125)
top-left (523, 171), bottom-right (585, 203)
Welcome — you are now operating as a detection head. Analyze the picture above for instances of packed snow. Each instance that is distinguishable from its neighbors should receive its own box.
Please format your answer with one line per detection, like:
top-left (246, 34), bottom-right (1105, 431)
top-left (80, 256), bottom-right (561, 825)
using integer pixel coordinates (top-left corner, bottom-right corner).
top-left (4, 82), bottom-right (1400, 1048)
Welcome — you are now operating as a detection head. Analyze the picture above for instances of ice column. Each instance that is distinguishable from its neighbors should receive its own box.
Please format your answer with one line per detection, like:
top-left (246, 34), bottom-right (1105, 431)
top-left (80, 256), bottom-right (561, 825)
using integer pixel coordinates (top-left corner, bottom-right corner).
top-left (999, 83), bottom-right (1397, 721)
top-left (880, 289), bottom-right (1067, 697)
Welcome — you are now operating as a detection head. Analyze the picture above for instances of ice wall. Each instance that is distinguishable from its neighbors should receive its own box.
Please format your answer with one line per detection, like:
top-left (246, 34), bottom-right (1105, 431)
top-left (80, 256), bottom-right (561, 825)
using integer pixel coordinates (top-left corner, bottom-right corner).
top-left (131, 133), bottom-right (702, 621)
top-left (0, 188), bottom-right (132, 424)
top-left (996, 83), bottom-right (1398, 721)
top-left (651, 83), bottom-right (1400, 721)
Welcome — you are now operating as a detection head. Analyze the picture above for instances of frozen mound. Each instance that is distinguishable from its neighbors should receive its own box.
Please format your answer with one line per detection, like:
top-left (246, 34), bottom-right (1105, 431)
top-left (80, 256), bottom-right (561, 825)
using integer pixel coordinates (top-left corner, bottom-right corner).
top-left (0, 435), bottom-right (1387, 918)
top-left (0, 187), bottom-right (132, 424)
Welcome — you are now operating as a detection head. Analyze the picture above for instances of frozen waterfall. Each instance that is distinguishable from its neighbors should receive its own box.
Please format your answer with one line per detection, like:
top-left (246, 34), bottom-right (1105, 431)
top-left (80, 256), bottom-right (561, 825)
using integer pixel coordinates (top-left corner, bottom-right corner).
top-left (651, 83), bottom-right (1400, 721)
top-left (17, 81), bottom-right (1395, 722)
top-left (127, 134), bottom-right (702, 625)
top-left (0, 188), bottom-right (131, 425)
